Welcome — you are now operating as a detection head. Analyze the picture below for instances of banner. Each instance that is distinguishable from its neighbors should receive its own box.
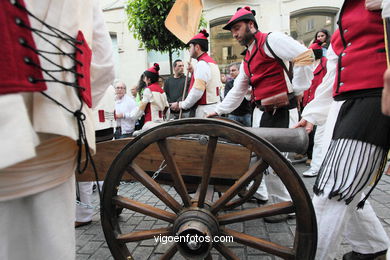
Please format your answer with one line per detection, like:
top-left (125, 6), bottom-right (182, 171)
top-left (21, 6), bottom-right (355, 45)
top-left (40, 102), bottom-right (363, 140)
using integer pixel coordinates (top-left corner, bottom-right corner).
top-left (164, 0), bottom-right (203, 43)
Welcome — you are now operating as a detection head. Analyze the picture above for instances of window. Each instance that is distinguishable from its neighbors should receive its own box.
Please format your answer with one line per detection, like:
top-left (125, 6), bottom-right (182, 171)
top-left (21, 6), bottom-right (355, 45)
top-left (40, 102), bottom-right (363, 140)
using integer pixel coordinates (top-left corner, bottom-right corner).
top-left (290, 10), bottom-right (338, 46)
top-left (110, 33), bottom-right (120, 76)
top-left (210, 22), bottom-right (244, 73)
top-left (306, 19), bottom-right (315, 32)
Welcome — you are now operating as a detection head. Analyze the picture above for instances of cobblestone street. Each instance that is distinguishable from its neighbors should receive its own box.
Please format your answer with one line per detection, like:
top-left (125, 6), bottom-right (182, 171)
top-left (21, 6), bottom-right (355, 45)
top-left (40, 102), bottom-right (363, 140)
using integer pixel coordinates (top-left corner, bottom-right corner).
top-left (76, 162), bottom-right (390, 260)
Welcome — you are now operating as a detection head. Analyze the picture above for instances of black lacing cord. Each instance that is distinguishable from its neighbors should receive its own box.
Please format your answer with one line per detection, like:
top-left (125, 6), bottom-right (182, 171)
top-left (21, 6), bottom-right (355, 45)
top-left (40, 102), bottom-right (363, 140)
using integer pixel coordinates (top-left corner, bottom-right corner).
top-left (11, 0), bottom-right (103, 199)
top-left (24, 58), bottom-right (84, 89)
top-left (19, 38), bottom-right (83, 77)
top-left (11, 0), bottom-right (81, 48)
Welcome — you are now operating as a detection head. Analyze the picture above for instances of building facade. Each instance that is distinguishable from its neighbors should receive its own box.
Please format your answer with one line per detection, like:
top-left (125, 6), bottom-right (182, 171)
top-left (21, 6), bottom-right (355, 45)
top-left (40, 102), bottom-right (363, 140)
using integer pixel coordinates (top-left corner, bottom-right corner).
top-left (100, 0), bottom-right (343, 86)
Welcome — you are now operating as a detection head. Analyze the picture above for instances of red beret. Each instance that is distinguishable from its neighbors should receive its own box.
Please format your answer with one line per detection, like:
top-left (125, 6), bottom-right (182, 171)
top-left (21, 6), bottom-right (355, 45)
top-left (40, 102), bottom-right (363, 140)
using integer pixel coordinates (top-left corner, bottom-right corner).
top-left (188, 29), bottom-right (209, 45)
top-left (223, 6), bottom-right (258, 30)
top-left (146, 63), bottom-right (160, 75)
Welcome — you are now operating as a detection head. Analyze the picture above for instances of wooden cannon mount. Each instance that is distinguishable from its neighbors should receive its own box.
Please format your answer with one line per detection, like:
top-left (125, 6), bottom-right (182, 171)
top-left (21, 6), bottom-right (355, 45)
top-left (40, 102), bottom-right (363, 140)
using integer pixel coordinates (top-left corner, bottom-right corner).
top-left (78, 118), bottom-right (317, 260)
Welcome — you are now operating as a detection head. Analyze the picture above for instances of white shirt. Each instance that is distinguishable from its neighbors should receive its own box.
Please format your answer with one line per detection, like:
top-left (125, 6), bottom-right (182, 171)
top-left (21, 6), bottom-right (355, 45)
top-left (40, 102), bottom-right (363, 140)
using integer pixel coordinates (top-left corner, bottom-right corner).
top-left (383, 0), bottom-right (390, 18)
top-left (180, 60), bottom-right (210, 110)
top-left (215, 31), bottom-right (313, 115)
top-left (0, 0), bottom-right (115, 169)
top-left (301, 45), bottom-right (337, 126)
top-left (115, 94), bottom-right (137, 134)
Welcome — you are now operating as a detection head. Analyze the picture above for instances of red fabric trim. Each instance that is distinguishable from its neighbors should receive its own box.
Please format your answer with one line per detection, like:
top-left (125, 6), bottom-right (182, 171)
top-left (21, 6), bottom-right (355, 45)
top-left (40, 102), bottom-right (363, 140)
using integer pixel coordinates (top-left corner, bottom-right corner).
top-left (75, 31), bottom-right (92, 108)
top-left (0, 0), bottom-right (47, 94)
top-left (197, 52), bottom-right (217, 64)
top-left (98, 110), bottom-right (105, 122)
top-left (303, 57), bottom-right (327, 106)
top-left (144, 103), bottom-right (152, 123)
top-left (147, 82), bottom-right (164, 93)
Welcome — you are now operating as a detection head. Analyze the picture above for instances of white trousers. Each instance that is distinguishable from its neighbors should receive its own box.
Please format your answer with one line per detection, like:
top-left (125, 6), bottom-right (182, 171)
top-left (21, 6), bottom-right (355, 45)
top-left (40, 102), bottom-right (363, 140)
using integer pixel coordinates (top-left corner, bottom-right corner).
top-left (310, 123), bottom-right (326, 172)
top-left (0, 175), bottom-right (76, 260)
top-left (253, 107), bottom-right (299, 203)
top-left (76, 181), bottom-right (94, 222)
top-left (314, 100), bottom-right (389, 259)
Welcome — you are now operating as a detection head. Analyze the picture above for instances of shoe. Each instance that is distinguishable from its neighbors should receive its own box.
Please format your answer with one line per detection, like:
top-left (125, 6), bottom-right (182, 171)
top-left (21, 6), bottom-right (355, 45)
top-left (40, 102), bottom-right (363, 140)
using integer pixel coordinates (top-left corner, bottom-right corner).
top-left (302, 169), bottom-right (318, 177)
top-left (75, 220), bottom-right (92, 228)
top-left (342, 250), bottom-right (387, 260)
top-left (293, 153), bottom-right (306, 160)
top-left (305, 159), bottom-right (312, 166)
top-left (252, 192), bottom-right (268, 204)
top-left (290, 153), bottom-right (308, 164)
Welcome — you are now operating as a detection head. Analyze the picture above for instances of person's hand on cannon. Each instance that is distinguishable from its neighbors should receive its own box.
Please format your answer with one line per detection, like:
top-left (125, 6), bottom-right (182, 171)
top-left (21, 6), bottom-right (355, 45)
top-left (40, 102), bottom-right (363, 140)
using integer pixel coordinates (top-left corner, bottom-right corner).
top-left (294, 118), bottom-right (314, 134)
top-left (170, 102), bottom-right (180, 112)
top-left (206, 112), bottom-right (219, 118)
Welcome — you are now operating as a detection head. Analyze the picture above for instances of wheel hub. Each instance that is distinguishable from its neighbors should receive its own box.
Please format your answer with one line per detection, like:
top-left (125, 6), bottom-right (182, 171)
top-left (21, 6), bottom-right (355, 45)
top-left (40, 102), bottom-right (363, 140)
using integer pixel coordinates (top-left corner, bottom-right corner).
top-left (173, 208), bottom-right (219, 259)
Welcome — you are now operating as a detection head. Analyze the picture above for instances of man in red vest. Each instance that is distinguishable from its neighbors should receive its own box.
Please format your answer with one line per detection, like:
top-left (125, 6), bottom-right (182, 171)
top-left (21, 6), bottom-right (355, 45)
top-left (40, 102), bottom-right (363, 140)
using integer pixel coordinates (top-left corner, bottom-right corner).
top-left (297, 0), bottom-right (390, 259)
top-left (208, 6), bottom-right (315, 222)
top-left (170, 30), bottom-right (221, 118)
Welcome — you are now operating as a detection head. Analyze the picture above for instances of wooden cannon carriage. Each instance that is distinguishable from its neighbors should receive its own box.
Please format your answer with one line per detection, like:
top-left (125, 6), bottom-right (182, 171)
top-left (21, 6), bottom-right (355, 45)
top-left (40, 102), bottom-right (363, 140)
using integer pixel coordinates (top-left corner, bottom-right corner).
top-left (77, 118), bottom-right (317, 260)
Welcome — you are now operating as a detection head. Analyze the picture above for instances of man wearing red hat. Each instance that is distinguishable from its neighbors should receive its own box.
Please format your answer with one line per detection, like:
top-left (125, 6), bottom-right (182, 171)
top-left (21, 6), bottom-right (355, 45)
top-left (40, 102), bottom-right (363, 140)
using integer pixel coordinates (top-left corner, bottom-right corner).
top-left (296, 0), bottom-right (390, 259)
top-left (208, 6), bottom-right (314, 222)
top-left (131, 63), bottom-right (169, 128)
top-left (170, 30), bottom-right (221, 118)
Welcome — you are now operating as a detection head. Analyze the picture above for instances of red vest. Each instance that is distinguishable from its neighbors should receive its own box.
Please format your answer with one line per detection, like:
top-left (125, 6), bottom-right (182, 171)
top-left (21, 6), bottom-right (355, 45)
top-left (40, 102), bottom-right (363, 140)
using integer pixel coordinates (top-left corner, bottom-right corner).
top-left (243, 32), bottom-right (288, 101)
top-left (332, 0), bottom-right (386, 97)
top-left (0, 0), bottom-right (47, 94)
top-left (189, 52), bottom-right (219, 105)
top-left (144, 82), bottom-right (164, 123)
top-left (303, 57), bottom-right (327, 107)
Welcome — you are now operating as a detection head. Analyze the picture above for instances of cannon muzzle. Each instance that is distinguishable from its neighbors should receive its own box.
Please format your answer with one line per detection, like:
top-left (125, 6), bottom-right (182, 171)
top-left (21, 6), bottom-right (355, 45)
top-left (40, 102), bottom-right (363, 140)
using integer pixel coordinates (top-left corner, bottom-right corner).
top-left (244, 127), bottom-right (308, 154)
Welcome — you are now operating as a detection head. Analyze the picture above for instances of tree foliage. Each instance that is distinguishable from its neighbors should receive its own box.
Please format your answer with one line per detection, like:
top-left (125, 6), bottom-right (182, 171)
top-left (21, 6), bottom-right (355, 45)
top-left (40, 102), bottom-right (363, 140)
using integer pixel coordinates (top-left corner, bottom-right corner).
top-left (126, 0), bottom-right (187, 52)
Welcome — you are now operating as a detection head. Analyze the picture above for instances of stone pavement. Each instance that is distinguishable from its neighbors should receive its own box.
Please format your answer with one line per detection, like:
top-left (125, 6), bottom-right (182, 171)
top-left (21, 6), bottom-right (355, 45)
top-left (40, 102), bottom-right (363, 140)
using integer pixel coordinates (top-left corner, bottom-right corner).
top-left (76, 161), bottom-right (390, 260)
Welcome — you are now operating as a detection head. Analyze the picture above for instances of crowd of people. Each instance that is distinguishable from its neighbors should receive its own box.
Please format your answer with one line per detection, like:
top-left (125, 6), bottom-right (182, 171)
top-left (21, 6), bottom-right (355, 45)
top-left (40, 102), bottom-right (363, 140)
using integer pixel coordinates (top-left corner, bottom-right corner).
top-left (1, 0), bottom-right (390, 259)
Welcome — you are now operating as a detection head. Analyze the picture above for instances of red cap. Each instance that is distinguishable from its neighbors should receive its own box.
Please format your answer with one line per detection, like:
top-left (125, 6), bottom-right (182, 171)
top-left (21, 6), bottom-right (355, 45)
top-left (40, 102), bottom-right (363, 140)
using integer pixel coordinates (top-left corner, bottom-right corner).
top-left (146, 63), bottom-right (160, 75)
top-left (188, 29), bottom-right (209, 44)
top-left (223, 6), bottom-right (257, 30)
top-left (309, 40), bottom-right (322, 50)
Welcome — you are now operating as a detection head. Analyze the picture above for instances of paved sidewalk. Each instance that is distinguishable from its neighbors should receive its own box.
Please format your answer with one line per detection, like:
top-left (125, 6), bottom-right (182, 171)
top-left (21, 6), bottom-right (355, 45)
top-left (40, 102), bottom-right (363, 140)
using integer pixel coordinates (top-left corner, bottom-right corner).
top-left (76, 162), bottom-right (390, 260)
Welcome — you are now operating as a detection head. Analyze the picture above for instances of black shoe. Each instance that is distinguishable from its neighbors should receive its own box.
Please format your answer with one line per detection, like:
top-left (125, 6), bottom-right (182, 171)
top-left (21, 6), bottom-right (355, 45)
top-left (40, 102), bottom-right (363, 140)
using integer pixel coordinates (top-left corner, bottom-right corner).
top-left (252, 193), bottom-right (268, 204)
top-left (343, 250), bottom-right (387, 260)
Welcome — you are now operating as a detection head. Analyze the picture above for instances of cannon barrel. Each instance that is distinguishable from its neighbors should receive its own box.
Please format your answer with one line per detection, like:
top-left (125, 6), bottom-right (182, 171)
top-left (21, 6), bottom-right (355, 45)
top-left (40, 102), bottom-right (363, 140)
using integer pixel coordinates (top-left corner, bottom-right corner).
top-left (243, 127), bottom-right (308, 154)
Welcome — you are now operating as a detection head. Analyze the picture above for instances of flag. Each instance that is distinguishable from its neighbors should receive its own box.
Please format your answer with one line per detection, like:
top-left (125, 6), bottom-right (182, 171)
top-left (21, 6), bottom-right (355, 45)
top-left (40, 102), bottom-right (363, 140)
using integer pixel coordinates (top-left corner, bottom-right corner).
top-left (164, 0), bottom-right (203, 44)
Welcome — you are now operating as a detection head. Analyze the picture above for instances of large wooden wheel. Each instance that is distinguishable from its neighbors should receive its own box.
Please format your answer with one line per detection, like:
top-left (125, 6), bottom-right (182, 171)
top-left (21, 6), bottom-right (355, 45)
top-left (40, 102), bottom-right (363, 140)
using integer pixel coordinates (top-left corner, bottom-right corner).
top-left (101, 118), bottom-right (317, 260)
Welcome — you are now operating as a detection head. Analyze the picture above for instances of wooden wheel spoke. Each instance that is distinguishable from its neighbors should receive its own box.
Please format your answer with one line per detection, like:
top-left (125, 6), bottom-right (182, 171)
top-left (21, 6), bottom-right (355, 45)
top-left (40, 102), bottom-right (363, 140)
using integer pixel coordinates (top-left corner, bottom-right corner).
top-left (198, 136), bottom-right (218, 207)
top-left (117, 227), bottom-right (172, 243)
top-left (224, 173), bottom-right (262, 210)
top-left (157, 139), bottom-right (191, 207)
top-left (112, 196), bottom-right (176, 223)
top-left (210, 159), bottom-right (268, 214)
top-left (128, 162), bottom-right (182, 213)
top-left (218, 201), bottom-right (294, 225)
top-left (160, 244), bottom-right (178, 260)
top-left (220, 228), bottom-right (295, 259)
top-left (213, 242), bottom-right (240, 260)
